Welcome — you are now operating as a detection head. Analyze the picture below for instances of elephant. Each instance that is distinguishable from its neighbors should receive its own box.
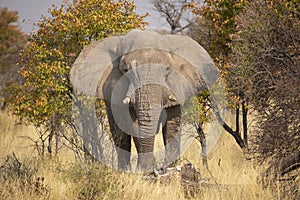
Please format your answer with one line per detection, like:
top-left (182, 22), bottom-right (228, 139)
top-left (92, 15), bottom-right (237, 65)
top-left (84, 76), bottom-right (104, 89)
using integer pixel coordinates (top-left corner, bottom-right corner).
top-left (70, 29), bottom-right (217, 171)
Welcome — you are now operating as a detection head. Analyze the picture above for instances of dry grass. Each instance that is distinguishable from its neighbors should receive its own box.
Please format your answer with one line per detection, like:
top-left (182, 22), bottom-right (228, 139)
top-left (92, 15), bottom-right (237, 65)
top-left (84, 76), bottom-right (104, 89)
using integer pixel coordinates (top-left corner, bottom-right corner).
top-left (0, 112), bottom-right (37, 160)
top-left (0, 111), bottom-right (274, 199)
top-left (182, 133), bottom-right (273, 200)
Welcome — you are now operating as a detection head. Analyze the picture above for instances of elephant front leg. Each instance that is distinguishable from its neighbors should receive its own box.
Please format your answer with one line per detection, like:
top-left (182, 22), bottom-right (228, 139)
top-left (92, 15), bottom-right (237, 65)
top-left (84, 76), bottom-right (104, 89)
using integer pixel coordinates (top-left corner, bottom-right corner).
top-left (106, 103), bottom-right (132, 171)
top-left (113, 131), bottom-right (132, 170)
top-left (162, 105), bottom-right (182, 168)
top-left (134, 135), bottom-right (156, 171)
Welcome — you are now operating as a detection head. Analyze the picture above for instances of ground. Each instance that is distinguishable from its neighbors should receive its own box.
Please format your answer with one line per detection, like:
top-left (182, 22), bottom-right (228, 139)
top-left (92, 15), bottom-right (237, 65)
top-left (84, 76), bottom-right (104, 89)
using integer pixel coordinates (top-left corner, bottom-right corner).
top-left (0, 111), bottom-right (274, 199)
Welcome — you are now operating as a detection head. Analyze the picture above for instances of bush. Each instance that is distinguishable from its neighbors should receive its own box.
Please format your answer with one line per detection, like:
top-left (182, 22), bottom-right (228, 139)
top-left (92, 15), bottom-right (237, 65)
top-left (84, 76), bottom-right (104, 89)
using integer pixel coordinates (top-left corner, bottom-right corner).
top-left (0, 153), bottom-right (49, 199)
top-left (63, 162), bottom-right (123, 200)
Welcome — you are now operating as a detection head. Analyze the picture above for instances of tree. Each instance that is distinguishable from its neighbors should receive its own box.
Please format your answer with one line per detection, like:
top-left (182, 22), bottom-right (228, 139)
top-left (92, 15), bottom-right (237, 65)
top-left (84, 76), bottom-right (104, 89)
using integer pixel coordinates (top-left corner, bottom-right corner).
top-left (187, 0), bottom-right (250, 149)
top-left (8, 0), bottom-right (148, 158)
top-left (0, 7), bottom-right (25, 109)
top-left (0, 7), bottom-right (25, 70)
top-left (182, 90), bottom-right (213, 167)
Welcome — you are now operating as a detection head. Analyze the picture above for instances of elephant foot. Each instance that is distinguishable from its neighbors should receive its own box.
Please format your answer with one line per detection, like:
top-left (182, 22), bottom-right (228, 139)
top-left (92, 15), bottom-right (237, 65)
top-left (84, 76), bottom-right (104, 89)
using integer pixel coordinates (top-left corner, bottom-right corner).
top-left (117, 149), bottom-right (131, 171)
top-left (137, 153), bottom-right (156, 172)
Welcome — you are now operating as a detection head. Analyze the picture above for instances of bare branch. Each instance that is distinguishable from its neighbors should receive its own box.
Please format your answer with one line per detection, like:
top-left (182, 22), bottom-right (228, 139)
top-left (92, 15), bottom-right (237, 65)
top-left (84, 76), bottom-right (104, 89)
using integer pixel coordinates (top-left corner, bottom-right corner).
top-left (151, 0), bottom-right (195, 34)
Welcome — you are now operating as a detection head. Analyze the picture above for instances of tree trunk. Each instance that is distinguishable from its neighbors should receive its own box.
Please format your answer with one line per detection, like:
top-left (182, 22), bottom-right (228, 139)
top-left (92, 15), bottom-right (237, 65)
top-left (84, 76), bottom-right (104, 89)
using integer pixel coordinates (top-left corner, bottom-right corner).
top-left (214, 110), bottom-right (246, 149)
top-left (242, 102), bottom-right (248, 147)
top-left (196, 124), bottom-right (207, 168)
top-left (235, 105), bottom-right (240, 136)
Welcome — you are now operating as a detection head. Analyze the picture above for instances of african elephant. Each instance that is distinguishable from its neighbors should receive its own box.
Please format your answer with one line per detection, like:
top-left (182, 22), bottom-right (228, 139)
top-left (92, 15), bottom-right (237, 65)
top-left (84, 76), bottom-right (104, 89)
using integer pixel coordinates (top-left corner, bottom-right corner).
top-left (70, 29), bottom-right (216, 171)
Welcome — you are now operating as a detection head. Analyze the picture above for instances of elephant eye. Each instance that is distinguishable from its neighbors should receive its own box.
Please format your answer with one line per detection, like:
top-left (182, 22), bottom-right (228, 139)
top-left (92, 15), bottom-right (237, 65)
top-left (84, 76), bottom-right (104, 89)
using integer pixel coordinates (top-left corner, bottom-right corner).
top-left (123, 69), bottom-right (128, 73)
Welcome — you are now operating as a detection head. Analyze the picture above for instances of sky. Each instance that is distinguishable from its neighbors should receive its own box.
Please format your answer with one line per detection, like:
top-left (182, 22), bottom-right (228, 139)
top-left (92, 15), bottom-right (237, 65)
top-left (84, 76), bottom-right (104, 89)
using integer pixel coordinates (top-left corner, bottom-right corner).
top-left (0, 0), bottom-right (169, 33)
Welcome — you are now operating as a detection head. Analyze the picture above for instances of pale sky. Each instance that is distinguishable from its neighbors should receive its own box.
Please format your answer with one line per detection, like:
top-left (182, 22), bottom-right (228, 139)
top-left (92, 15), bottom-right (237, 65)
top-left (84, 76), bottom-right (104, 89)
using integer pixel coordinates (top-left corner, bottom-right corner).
top-left (0, 0), bottom-right (169, 33)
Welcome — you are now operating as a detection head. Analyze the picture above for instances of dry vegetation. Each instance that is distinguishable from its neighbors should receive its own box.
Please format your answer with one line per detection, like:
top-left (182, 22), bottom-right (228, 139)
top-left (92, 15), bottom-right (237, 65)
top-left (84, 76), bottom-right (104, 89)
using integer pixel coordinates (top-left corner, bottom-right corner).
top-left (0, 111), bottom-right (277, 200)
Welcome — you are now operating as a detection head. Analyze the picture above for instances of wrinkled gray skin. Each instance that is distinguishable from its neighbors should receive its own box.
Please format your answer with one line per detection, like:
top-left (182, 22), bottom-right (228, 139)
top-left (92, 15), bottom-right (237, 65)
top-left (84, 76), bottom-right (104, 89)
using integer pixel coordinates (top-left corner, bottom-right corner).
top-left (70, 30), bottom-right (215, 171)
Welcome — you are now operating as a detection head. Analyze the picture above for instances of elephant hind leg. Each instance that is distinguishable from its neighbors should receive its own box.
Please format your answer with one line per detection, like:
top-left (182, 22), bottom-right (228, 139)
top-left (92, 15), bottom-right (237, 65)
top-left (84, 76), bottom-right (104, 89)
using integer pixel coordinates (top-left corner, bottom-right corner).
top-left (162, 105), bottom-right (182, 167)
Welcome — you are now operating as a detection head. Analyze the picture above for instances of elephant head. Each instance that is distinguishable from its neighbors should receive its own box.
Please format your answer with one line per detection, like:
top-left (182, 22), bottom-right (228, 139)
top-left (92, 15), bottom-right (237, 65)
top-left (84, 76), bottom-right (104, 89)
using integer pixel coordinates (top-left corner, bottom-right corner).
top-left (70, 29), bottom-right (217, 171)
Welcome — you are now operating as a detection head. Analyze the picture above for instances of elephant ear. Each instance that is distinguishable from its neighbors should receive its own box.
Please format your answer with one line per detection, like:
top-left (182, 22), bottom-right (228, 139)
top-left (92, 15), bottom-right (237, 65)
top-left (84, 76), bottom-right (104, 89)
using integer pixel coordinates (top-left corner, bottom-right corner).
top-left (161, 34), bottom-right (218, 103)
top-left (70, 36), bottom-right (123, 98)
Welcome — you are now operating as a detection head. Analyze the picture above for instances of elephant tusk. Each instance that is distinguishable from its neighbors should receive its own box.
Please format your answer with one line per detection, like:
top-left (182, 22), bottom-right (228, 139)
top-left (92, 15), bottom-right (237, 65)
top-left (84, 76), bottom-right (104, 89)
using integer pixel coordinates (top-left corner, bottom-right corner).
top-left (168, 94), bottom-right (177, 102)
top-left (122, 97), bottom-right (131, 104)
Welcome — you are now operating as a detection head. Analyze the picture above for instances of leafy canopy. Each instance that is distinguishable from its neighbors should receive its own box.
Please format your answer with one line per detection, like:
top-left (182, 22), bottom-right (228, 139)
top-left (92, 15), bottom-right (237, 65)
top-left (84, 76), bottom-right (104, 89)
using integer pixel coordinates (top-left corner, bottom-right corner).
top-left (0, 7), bottom-right (25, 110)
top-left (0, 7), bottom-right (25, 70)
top-left (188, 0), bottom-right (248, 65)
top-left (9, 0), bottom-right (148, 126)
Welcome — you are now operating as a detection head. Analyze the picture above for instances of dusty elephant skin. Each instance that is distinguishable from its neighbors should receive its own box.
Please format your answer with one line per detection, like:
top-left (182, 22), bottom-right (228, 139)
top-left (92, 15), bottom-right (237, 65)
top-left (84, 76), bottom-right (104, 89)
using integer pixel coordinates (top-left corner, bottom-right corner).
top-left (70, 29), bottom-right (216, 172)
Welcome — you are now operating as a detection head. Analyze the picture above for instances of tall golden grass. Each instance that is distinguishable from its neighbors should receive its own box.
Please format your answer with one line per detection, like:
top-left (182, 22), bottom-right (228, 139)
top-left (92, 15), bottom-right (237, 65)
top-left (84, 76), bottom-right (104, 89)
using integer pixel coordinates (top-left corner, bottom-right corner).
top-left (0, 111), bottom-right (274, 199)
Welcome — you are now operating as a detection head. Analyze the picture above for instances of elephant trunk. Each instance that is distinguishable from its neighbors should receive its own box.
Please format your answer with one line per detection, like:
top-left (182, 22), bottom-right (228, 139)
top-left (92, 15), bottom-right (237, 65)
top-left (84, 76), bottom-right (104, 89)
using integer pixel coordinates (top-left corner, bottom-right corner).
top-left (134, 84), bottom-right (163, 171)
